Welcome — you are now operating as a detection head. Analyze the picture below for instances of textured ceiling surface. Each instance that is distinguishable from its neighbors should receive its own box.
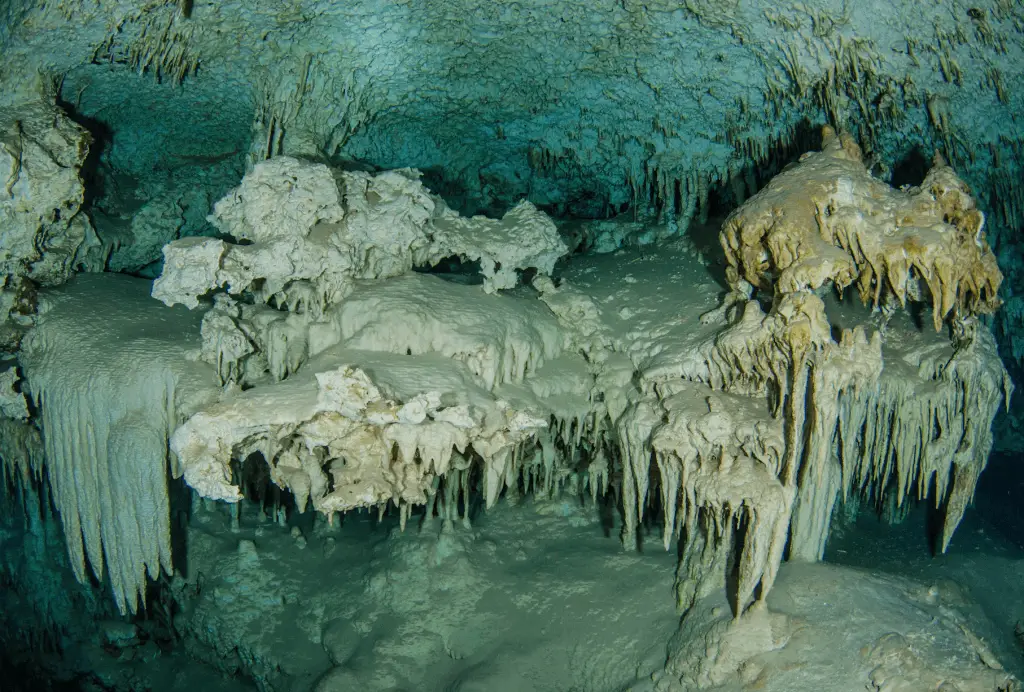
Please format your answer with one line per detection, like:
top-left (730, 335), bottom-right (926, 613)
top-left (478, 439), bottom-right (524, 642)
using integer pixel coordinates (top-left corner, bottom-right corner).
top-left (1, 0), bottom-right (1021, 222)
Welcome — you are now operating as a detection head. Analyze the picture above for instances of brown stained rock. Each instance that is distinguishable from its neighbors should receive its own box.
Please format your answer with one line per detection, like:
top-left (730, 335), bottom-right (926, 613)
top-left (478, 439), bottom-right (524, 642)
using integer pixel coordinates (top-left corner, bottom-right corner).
top-left (721, 126), bottom-right (1002, 331)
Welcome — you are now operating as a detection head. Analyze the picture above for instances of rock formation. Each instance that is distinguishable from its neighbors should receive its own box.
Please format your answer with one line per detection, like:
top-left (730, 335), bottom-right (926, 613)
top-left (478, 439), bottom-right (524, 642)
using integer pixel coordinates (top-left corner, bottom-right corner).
top-left (0, 1), bottom-right (1023, 687)
top-left (0, 93), bottom-right (95, 354)
top-left (0, 90), bottom-right (1013, 688)
top-left (97, 130), bottom-right (1003, 621)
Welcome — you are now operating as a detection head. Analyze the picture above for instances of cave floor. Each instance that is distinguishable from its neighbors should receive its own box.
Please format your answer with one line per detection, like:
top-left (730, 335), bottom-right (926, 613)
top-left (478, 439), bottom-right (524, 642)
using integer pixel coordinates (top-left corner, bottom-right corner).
top-left (824, 484), bottom-right (1024, 682)
top-left (169, 487), bottom-right (1024, 692)
top-left (179, 494), bottom-right (682, 691)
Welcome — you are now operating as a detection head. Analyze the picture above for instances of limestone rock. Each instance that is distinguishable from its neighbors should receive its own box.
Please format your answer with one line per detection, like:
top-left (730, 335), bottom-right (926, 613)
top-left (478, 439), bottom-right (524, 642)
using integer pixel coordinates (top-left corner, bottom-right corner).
top-left (171, 350), bottom-right (551, 522)
top-left (0, 366), bottom-right (28, 420)
top-left (15, 134), bottom-right (1013, 629)
top-left (153, 156), bottom-right (567, 314)
top-left (659, 563), bottom-right (1021, 691)
top-left (0, 97), bottom-right (94, 352)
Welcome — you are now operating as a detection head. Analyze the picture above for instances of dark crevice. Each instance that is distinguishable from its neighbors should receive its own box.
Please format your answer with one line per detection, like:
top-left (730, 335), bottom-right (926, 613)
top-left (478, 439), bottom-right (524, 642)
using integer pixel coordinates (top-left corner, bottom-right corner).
top-left (416, 255), bottom-right (484, 285)
top-left (54, 88), bottom-right (113, 210)
top-left (889, 147), bottom-right (930, 189)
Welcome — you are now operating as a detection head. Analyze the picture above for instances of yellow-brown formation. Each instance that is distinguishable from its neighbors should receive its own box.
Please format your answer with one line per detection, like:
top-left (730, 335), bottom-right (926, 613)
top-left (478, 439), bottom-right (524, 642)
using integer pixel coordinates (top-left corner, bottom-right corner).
top-left (624, 132), bottom-right (1012, 615)
top-left (721, 127), bottom-right (1002, 331)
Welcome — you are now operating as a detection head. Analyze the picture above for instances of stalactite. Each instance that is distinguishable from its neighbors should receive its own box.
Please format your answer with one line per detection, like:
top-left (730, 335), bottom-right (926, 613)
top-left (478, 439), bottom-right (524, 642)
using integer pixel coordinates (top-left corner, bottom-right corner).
top-left (13, 114), bottom-right (1006, 626)
top-left (17, 275), bottom-right (218, 614)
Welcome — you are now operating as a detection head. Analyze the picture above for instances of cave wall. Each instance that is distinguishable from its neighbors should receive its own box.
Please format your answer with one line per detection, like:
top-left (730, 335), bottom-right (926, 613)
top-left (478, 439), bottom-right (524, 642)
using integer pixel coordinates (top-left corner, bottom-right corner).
top-left (1, 0), bottom-right (1021, 221)
top-left (4, 0), bottom-right (1022, 355)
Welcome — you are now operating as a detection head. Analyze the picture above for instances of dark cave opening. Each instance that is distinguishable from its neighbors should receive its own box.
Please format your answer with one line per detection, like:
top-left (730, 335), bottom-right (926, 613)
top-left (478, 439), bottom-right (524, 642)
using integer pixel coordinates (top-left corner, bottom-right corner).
top-left (47, 65), bottom-right (251, 281)
top-left (415, 254), bottom-right (484, 285)
top-left (889, 146), bottom-right (931, 189)
top-left (975, 450), bottom-right (1024, 551)
top-left (53, 92), bottom-right (112, 218)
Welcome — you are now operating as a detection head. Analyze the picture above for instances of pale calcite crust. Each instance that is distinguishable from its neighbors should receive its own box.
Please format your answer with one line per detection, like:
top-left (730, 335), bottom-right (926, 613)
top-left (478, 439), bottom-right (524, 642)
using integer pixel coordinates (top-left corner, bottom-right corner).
top-left (153, 157), bottom-right (569, 387)
top-left (432, 200), bottom-right (568, 293)
top-left (153, 156), bottom-right (568, 311)
top-left (17, 275), bottom-right (220, 615)
top-left (171, 351), bottom-right (552, 526)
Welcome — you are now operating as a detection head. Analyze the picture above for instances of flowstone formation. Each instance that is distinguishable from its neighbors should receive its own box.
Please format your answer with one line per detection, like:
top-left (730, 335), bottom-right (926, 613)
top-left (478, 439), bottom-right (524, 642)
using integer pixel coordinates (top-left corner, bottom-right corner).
top-left (18, 275), bottom-right (220, 614)
top-left (154, 130), bottom-right (1009, 623)
top-left (1, 131), bottom-right (1011, 641)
